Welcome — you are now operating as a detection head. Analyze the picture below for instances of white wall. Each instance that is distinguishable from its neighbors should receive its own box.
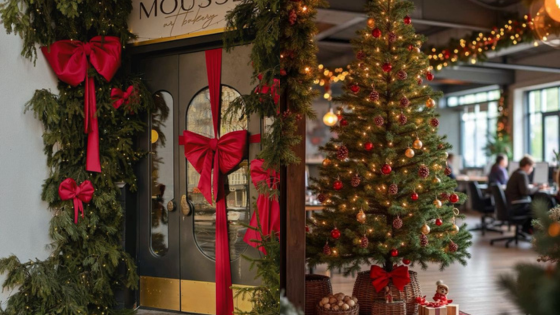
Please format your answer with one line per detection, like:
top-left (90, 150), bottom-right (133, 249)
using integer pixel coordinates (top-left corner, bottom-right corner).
top-left (0, 30), bottom-right (57, 304)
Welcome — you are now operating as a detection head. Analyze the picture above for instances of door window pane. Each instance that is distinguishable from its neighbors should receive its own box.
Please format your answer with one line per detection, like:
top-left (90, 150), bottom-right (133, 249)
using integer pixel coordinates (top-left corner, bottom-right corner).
top-left (544, 115), bottom-right (559, 163)
top-left (186, 86), bottom-right (250, 261)
top-left (150, 91), bottom-right (173, 257)
top-left (544, 87), bottom-right (559, 112)
top-left (528, 91), bottom-right (541, 113)
top-left (530, 113), bottom-right (543, 161)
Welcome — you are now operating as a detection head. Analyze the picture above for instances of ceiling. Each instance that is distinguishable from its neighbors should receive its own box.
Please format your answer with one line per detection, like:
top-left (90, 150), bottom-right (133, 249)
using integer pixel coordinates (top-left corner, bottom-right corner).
top-left (315, 0), bottom-right (560, 93)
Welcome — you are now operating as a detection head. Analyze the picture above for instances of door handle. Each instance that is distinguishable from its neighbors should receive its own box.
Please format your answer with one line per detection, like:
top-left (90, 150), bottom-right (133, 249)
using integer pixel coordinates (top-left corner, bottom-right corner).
top-left (181, 195), bottom-right (191, 216)
top-left (167, 200), bottom-right (176, 212)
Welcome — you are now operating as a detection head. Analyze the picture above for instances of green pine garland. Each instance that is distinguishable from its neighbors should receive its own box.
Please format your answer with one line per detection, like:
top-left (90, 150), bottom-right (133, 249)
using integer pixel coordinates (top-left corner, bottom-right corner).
top-left (0, 1), bottom-right (155, 314)
top-left (307, 0), bottom-right (472, 275)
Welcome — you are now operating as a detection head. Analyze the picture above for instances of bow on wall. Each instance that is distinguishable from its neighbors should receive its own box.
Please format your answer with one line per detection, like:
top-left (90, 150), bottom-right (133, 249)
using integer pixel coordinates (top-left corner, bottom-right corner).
top-left (42, 36), bottom-right (122, 173)
top-left (179, 48), bottom-right (247, 315)
top-left (58, 178), bottom-right (95, 224)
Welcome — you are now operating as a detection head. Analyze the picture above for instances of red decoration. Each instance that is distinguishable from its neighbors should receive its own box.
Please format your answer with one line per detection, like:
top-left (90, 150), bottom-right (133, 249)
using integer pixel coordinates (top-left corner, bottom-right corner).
top-left (435, 219), bottom-right (443, 226)
top-left (357, 51), bottom-right (365, 60)
top-left (411, 192), bottom-right (419, 201)
top-left (370, 90), bottom-right (380, 101)
top-left (397, 70), bottom-right (408, 80)
top-left (417, 77), bottom-right (423, 85)
top-left (382, 62), bottom-right (393, 72)
top-left (382, 164), bottom-right (392, 175)
top-left (398, 113), bottom-right (407, 125)
top-left (404, 15), bottom-right (412, 24)
top-left (449, 193), bottom-right (459, 203)
top-left (350, 84), bottom-right (360, 94)
top-left (333, 180), bottom-right (343, 191)
top-left (448, 241), bottom-right (458, 252)
top-left (364, 141), bottom-right (374, 151)
top-left (372, 28), bottom-right (382, 38)
top-left (42, 36), bottom-right (122, 173)
top-left (430, 118), bottom-right (440, 127)
top-left (317, 193), bottom-right (327, 203)
top-left (420, 234), bottom-right (429, 247)
top-left (403, 258), bottom-right (411, 265)
top-left (390, 248), bottom-right (399, 257)
top-left (306, 225), bottom-right (310, 233)
top-left (360, 236), bottom-right (369, 248)
top-left (388, 31), bottom-right (397, 43)
top-left (280, 69), bottom-right (287, 76)
top-left (331, 227), bottom-right (341, 240)
top-left (323, 243), bottom-right (332, 255)
top-left (393, 216), bottom-right (403, 229)
top-left (426, 71), bottom-right (434, 81)
top-left (440, 192), bottom-right (449, 201)
top-left (337, 145), bottom-right (349, 160)
top-left (111, 86), bottom-right (136, 111)
top-left (58, 178), bottom-right (95, 224)
top-left (370, 265), bottom-right (411, 292)
top-left (340, 119), bottom-right (349, 126)
top-left (374, 115), bottom-right (384, 127)
top-left (289, 9), bottom-right (297, 25)
top-left (351, 173), bottom-right (361, 187)
top-left (419, 165), bottom-right (430, 178)
top-left (400, 96), bottom-right (410, 107)
top-left (389, 184), bottom-right (399, 195)
top-left (408, 44), bottom-right (415, 51)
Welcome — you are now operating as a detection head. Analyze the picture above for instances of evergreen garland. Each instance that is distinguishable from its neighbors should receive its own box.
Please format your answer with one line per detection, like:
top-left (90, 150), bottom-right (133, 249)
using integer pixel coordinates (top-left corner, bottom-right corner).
top-left (0, 1), bottom-right (154, 314)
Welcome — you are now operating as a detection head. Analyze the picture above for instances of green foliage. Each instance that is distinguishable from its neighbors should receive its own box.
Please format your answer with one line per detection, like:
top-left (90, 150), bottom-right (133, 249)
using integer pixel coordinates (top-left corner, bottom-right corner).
top-left (484, 133), bottom-right (513, 159)
top-left (280, 294), bottom-right (303, 315)
top-left (498, 203), bottom-right (560, 315)
top-left (0, 1), bottom-right (153, 314)
top-left (307, 0), bottom-right (472, 274)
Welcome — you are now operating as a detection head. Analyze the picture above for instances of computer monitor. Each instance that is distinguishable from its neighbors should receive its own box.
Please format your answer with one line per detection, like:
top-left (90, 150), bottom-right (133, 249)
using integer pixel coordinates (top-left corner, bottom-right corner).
top-left (508, 161), bottom-right (519, 176)
top-left (533, 162), bottom-right (549, 185)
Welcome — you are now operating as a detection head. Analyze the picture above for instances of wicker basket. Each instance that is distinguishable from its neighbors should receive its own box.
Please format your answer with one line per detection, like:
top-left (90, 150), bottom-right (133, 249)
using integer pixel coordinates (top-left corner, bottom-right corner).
top-left (317, 304), bottom-right (360, 315)
top-left (352, 270), bottom-right (422, 315)
top-left (306, 274), bottom-right (333, 315)
top-left (371, 299), bottom-right (406, 315)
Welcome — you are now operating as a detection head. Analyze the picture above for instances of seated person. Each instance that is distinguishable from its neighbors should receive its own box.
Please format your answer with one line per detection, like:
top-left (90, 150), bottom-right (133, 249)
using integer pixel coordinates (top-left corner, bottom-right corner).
top-left (446, 153), bottom-right (456, 180)
top-left (488, 154), bottom-right (509, 186)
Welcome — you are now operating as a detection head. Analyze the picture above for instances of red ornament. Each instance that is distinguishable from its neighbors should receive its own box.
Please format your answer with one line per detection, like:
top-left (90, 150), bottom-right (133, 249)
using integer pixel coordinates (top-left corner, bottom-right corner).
top-left (435, 219), bottom-right (443, 226)
top-left (360, 236), bottom-right (369, 249)
top-left (426, 72), bottom-right (434, 81)
top-left (306, 225), bottom-right (310, 233)
top-left (369, 90), bottom-right (380, 102)
top-left (403, 258), bottom-right (411, 265)
top-left (372, 28), bottom-right (382, 38)
top-left (323, 243), bottom-right (332, 255)
top-left (417, 77), bottom-right (423, 85)
top-left (411, 192), bottom-right (419, 201)
top-left (430, 118), bottom-right (440, 127)
top-left (350, 84), bottom-right (360, 94)
top-left (440, 192), bottom-right (449, 201)
top-left (357, 51), bottom-right (365, 60)
top-left (419, 165), bottom-right (430, 178)
top-left (382, 164), bottom-right (392, 175)
top-left (397, 70), bottom-right (408, 80)
top-left (331, 227), bottom-right (341, 239)
top-left (333, 180), bottom-right (343, 191)
top-left (408, 44), bottom-right (415, 51)
top-left (280, 69), bottom-right (287, 76)
top-left (364, 141), bottom-right (374, 151)
top-left (404, 15), bottom-right (412, 24)
top-left (393, 216), bottom-right (403, 229)
top-left (390, 249), bottom-right (399, 257)
top-left (420, 234), bottom-right (429, 247)
top-left (388, 32), bottom-right (397, 43)
top-left (340, 119), bottom-right (349, 126)
top-left (400, 96), bottom-right (410, 107)
top-left (337, 145), bottom-right (349, 160)
top-left (449, 193), bottom-right (459, 203)
top-left (382, 63), bottom-right (393, 73)
top-left (317, 193), bottom-right (327, 203)
top-left (374, 115), bottom-right (384, 127)
top-left (351, 173), bottom-right (361, 187)
top-left (289, 9), bottom-right (297, 25)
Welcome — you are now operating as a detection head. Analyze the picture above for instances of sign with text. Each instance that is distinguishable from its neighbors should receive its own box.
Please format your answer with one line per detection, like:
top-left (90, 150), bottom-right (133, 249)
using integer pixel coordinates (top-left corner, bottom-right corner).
top-left (129, 0), bottom-right (240, 45)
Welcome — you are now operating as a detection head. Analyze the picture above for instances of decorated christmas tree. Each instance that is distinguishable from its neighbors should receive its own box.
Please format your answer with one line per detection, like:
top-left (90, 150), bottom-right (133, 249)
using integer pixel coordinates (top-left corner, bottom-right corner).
top-left (307, 0), bottom-right (472, 274)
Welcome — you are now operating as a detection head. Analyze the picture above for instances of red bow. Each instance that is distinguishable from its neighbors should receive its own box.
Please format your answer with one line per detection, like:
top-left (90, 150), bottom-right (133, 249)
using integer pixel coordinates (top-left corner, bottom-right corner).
top-left (58, 178), bottom-right (95, 224)
top-left (243, 159), bottom-right (280, 254)
top-left (41, 36), bottom-right (122, 173)
top-left (111, 85), bottom-right (135, 110)
top-left (370, 265), bottom-right (411, 293)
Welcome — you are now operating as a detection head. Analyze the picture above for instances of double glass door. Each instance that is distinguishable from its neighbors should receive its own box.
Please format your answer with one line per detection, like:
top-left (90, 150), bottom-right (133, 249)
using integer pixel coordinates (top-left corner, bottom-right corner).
top-left (136, 45), bottom-right (261, 313)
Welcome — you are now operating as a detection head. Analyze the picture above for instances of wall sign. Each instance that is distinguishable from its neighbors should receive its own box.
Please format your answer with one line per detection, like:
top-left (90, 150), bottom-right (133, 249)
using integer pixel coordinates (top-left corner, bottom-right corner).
top-left (129, 0), bottom-right (240, 45)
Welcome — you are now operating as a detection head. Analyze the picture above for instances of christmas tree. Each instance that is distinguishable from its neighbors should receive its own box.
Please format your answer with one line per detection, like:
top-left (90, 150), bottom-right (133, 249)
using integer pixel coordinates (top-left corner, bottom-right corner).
top-left (307, 0), bottom-right (472, 274)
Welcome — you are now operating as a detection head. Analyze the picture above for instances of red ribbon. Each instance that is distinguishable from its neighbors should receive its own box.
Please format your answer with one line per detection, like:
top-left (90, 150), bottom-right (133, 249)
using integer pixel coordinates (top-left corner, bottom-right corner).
top-left (243, 159), bottom-right (280, 254)
top-left (370, 265), bottom-right (411, 293)
top-left (58, 178), bottom-right (95, 224)
top-left (111, 85), bottom-right (135, 110)
top-left (179, 49), bottom-right (246, 315)
top-left (41, 36), bottom-right (122, 173)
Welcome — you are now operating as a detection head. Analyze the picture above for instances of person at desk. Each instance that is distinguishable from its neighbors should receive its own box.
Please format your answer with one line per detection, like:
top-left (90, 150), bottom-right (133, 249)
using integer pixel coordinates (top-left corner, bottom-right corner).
top-left (446, 153), bottom-right (456, 180)
top-left (505, 156), bottom-right (545, 233)
top-left (488, 154), bottom-right (509, 185)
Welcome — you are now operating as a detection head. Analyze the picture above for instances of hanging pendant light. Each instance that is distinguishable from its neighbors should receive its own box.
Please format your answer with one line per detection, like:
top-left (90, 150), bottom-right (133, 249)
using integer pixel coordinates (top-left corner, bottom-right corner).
top-left (545, 0), bottom-right (560, 22)
top-left (323, 103), bottom-right (338, 127)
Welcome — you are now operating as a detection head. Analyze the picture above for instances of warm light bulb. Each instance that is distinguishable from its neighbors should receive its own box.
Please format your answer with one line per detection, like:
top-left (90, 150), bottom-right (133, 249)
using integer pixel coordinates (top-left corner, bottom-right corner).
top-left (323, 109), bottom-right (338, 126)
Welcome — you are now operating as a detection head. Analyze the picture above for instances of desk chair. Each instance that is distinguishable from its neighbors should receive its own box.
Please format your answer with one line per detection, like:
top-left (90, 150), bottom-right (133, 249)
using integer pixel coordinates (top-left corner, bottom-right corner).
top-left (468, 181), bottom-right (503, 235)
top-left (490, 185), bottom-right (531, 248)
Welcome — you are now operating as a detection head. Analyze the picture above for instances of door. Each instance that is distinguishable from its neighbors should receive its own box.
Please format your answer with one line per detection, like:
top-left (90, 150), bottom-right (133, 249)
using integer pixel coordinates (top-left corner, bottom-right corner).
top-left (136, 45), bottom-right (261, 313)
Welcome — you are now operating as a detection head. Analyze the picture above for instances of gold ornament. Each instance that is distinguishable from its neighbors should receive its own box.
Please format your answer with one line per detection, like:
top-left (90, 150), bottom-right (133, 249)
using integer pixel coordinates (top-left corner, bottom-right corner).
top-left (451, 224), bottom-right (459, 235)
top-left (413, 138), bottom-right (423, 150)
top-left (357, 209), bottom-right (367, 224)
top-left (405, 148), bottom-right (415, 158)
top-left (323, 158), bottom-right (332, 167)
top-left (432, 176), bottom-right (441, 184)
top-left (426, 98), bottom-right (436, 108)
top-left (367, 18), bottom-right (375, 28)
top-left (421, 223), bottom-right (431, 235)
top-left (353, 237), bottom-right (362, 245)
top-left (433, 199), bottom-right (442, 208)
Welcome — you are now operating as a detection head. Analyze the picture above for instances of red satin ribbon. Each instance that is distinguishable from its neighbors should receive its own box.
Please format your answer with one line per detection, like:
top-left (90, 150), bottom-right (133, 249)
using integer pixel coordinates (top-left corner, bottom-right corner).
top-left (179, 49), bottom-right (246, 315)
top-left (243, 159), bottom-right (280, 254)
top-left (370, 265), bottom-right (411, 293)
top-left (41, 36), bottom-right (122, 173)
top-left (111, 85), bottom-right (135, 109)
top-left (58, 178), bottom-right (95, 224)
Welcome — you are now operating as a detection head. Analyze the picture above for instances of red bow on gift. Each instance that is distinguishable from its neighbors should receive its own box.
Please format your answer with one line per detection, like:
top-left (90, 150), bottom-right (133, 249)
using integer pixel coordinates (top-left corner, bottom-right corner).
top-left (243, 159), bottom-right (281, 254)
top-left (58, 178), bottom-right (95, 224)
top-left (42, 36), bottom-right (122, 173)
top-left (370, 265), bottom-right (411, 293)
top-left (111, 85), bottom-right (135, 110)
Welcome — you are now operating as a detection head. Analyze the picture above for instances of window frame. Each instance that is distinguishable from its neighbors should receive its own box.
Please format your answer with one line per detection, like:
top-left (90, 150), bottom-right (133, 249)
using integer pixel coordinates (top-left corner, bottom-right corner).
top-left (525, 86), bottom-right (560, 162)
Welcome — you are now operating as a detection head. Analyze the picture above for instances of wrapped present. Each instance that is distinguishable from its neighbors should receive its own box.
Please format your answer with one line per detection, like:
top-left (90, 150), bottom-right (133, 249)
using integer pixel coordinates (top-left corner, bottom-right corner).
top-left (446, 304), bottom-right (459, 315)
top-left (424, 306), bottom-right (447, 315)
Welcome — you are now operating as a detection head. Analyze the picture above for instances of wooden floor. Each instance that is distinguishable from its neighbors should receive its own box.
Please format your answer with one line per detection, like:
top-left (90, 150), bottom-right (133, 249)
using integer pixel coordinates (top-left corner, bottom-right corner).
top-left (313, 213), bottom-right (537, 315)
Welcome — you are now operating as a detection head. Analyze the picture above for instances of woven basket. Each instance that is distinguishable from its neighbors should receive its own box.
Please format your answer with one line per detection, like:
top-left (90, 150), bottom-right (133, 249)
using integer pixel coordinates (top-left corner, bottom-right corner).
top-left (306, 274), bottom-right (333, 315)
top-left (317, 304), bottom-right (360, 315)
top-left (352, 270), bottom-right (422, 315)
top-left (371, 299), bottom-right (406, 315)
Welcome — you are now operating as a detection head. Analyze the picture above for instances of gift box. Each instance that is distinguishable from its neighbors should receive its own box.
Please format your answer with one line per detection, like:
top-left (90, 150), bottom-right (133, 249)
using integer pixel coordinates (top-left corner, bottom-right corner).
top-left (424, 306), bottom-right (447, 315)
top-left (445, 304), bottom-right (459, 315)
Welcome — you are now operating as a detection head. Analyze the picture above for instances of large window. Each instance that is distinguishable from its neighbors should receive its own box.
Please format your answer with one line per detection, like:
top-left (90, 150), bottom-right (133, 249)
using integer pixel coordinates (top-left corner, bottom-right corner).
top-left (527, 87), bottom-right (560, 162)
top-left (447, 90), bottom-right (500, 168)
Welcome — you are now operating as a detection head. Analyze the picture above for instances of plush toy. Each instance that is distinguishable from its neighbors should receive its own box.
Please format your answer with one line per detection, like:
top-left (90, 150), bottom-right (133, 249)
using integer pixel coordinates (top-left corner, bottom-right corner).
top-left (433, 280), bottom-right (453, 305)
top-left (384, 286), bottom-right (394, 303)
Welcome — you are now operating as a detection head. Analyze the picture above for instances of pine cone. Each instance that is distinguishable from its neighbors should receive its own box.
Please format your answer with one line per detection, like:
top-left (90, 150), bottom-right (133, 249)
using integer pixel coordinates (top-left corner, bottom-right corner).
top-left (388, 31), bottom-right (397, 42)
top-left (393, 217), bottom-right (403, 229)
top-left (360, 236), bottom-right (369, 248)
top-left (400, 96), bottom-right (410, 107)
top-left (351, 173), bottom-right (361, 187)
top-left (370, 90), bottom-right (380, 102)
top-left (374, 115), bottom-right (384, 127)
top-left (289, 9), bottom-right (297, 25)
top-left (397, 70), bottom-right (408, 80)
top-left (430, 118), bottom-right (440, 127)
top-left (420, 234), bottom-right (429, 247)
top-left (448, 241), bottom-right (458, 252)
top-left (388, 183), bottom-right (398, 195)
top-left (419, 165), bottom-right (430, 178)
top-left (323, 243), bottom-right (332, 255)
top-left (398, 113), bottom-right (407, 125)
top-left (337, 145), bottom-right (349, 160)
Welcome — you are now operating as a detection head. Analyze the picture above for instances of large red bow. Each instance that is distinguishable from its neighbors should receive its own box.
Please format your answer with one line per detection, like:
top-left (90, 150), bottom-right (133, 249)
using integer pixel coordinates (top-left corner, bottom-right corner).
top-left (42, 36), bottom-right (122, 173)
top-left (370, 265), bottom-right (411, 293)
top-left (111, 85), bottom-right (135, 110)
top-left (58, 178), bottom-right (95, 224)
top-left (243, 159), bottom-right (281, 254)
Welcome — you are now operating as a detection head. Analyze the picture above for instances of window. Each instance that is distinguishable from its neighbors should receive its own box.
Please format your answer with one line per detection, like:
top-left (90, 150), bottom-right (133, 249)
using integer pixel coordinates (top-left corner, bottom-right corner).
top-left (526, 87), bottom-right (560, 162)
top-left (447, 90), bottom-right (500, 168)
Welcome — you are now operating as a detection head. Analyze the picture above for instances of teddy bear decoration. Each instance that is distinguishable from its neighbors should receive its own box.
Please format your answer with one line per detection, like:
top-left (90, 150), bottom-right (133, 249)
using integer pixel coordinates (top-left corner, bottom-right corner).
top-left (433, 280), bottom-right (453, 305)
top-left (384, 286), bottom-right (394, 303)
